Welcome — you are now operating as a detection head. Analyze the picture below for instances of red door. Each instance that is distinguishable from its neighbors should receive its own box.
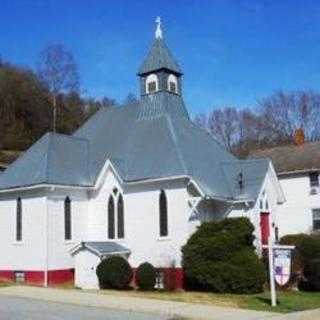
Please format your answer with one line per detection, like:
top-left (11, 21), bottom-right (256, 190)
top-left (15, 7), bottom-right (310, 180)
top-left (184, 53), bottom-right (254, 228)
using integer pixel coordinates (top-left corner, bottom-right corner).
top-left (260, 212), bottom-right (270, 245)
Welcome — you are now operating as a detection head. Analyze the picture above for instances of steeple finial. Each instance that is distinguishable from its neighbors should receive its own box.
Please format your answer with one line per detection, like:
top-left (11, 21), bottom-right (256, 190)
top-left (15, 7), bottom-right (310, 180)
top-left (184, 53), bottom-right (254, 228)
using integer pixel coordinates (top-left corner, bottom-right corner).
top-left (155, 17), bottom-right (162, 39)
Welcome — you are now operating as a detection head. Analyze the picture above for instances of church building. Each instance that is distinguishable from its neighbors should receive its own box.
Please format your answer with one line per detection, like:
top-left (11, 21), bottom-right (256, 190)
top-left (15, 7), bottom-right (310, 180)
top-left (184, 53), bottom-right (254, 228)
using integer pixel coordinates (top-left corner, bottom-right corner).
top-left (0, 20), bottom-right (284, 289)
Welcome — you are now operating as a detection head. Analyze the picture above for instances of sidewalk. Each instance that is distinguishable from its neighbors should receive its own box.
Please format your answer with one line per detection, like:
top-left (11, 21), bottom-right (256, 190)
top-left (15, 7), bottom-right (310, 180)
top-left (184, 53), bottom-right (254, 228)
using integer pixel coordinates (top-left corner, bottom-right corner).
top-left (0, 286), bottom-right (279, 320)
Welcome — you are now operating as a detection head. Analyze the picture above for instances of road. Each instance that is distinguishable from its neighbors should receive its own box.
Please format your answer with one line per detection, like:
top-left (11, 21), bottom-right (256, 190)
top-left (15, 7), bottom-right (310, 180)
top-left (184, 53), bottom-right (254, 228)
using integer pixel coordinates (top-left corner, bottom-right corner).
top-left (0, 296), bottom-right (170, 320)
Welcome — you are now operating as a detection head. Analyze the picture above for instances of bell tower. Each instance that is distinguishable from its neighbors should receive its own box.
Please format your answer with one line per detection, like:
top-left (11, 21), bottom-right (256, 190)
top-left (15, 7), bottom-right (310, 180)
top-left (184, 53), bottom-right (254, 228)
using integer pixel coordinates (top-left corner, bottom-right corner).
top-left (137, 18), bottom-right (183, 97)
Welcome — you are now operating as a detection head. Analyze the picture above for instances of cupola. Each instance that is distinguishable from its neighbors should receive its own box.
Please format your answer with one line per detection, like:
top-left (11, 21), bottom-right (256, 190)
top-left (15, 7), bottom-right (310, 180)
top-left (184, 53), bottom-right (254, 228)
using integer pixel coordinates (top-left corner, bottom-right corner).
top-left (138, 18), bottom-right (183, 97)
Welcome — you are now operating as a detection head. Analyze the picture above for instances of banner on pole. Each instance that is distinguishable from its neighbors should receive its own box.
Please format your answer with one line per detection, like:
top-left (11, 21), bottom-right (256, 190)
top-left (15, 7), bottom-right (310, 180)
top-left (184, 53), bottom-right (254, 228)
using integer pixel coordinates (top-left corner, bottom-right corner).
top-left (274, 248), bottom-right (291, 286)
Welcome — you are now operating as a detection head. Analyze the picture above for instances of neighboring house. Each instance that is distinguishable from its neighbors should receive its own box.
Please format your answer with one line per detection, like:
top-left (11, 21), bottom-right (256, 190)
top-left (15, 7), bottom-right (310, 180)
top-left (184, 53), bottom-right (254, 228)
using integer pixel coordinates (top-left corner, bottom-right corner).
top-left (251, 134), bottom-right (320, 237)
top-left (0, 21), bottom-right (284, 289)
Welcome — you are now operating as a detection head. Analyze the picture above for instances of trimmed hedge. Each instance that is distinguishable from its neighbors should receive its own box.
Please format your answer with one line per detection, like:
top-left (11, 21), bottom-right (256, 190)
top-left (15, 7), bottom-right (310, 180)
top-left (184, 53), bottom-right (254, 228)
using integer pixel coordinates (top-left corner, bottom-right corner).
top-left (280, 233), bottom-right (320, 290)
top-left (136, 262), bottom-right (156, 290)
top-left (182, 217), bottom-right (266, 294)
top-left (96, 256), bottom-right (133, 289)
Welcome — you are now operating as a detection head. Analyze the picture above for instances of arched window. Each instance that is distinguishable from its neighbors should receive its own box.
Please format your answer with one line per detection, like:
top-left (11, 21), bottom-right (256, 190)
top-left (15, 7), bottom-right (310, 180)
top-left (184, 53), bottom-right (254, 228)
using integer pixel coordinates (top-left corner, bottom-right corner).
top-left (146, 74), bottom-right (158, 94)
top-left (167, 74), bottom-right (178, 93)
top-left (108, 195), bottom-right (115, 239)
top-left (117, 194), bottom-right (124, 239)
top-left (159, 190), bottom-right (168, 237)
top-left (16, 198), bottom-right (22, 242)
top-left (107, 189), bottom-right (125, 240)
top-left (64, 197), bottom-right (72, 240)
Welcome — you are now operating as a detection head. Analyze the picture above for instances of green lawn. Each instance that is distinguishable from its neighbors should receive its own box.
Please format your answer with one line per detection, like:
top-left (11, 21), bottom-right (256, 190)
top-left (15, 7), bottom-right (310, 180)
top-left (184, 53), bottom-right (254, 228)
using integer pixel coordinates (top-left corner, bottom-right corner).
top-left (99, 289), bottom-right (320, 313)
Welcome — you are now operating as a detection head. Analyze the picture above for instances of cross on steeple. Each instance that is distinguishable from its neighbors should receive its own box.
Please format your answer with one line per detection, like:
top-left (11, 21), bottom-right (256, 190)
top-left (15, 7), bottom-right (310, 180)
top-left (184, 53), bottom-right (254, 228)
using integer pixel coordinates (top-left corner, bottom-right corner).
top-left (155, 17), bottom-right (162, 39)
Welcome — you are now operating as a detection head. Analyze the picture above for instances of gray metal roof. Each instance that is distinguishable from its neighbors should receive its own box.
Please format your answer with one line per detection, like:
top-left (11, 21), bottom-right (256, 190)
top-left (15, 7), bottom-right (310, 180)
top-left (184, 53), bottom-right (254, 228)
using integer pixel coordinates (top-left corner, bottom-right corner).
top-left (71, 241), bottom-right (130, 257)
top-left (138, 38), bottom-right (182, 75)
top-left (221, 159), bottom-right (270, 201)
top-left (0, 133), bottom-right (91, 189)
top-left (0, 93), bottom-right (270, 201)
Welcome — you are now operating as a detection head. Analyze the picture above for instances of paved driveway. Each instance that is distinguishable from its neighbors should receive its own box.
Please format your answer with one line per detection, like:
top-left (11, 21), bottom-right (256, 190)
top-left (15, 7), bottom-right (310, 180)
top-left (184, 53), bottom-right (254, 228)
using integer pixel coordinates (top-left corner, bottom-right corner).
top-left (0, 296), bottom-right (169, 320)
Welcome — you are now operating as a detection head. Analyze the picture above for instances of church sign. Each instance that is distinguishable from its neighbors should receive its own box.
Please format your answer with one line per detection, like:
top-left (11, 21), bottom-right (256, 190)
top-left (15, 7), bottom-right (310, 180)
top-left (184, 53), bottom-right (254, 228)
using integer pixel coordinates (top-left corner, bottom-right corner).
top-left (274, 248), bottom-right (292, 286)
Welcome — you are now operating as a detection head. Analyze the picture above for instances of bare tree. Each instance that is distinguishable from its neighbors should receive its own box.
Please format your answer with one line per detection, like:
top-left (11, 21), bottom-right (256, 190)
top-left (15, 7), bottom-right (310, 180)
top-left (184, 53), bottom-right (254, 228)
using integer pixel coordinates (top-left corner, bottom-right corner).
top-left (207, 107), bottom-right (240, 151)
top-left (258, 90), bottom-right (320, 143)
top-left (194, 113), bottom-right (208, 129)
top-left (194, 89), bottom-right (320, 158)
top-left (37, 44), bottom-right (79, 132)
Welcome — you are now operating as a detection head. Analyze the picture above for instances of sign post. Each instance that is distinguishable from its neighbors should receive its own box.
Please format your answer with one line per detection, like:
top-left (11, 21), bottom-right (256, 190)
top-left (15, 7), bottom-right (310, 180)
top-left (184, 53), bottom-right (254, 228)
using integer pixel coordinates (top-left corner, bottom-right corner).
top-left (263, 238), bottom-right (295, 307)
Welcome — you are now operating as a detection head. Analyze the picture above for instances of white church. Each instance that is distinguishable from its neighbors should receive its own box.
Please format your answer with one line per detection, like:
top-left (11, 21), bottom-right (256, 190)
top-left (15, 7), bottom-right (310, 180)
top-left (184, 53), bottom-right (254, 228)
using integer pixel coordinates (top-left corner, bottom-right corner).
top-left (0, 20), bottom-right (285, 289)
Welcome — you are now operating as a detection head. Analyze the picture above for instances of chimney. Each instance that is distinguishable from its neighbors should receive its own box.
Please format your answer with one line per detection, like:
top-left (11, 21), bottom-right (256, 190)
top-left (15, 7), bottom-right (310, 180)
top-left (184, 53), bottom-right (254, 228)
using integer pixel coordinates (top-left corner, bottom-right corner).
top-left (293, 128), bottom-right (305, 146)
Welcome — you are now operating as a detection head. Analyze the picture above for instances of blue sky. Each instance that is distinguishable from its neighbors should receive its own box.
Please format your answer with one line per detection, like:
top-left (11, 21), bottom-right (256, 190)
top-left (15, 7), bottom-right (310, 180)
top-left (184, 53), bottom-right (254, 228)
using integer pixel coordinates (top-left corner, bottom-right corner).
top-left (1, 0), bottom-right (320, 115)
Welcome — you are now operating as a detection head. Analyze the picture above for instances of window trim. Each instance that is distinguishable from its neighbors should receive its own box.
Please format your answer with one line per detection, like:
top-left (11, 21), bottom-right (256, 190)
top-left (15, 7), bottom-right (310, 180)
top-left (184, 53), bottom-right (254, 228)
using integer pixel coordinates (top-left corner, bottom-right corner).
top-left (64, 196), bottom-right (72, 241)
top-left (146, 74), bottom-right (158, 94)
top-left (309, 172), bottom-right (319, 188)
top-left (312, 208), bottom-right (320, 231)
top-left (108, 189), bottom-right (125, 240)
top-left (15, 198), bottom-right (22, 242)
top-left (108, 195), bottom-right (115, 239)
top-left (159, 190), bottom-right (169, 238)
top-left (117, 194), bottom-right (125, 239)
top-left (167, 74), bottom-right (178, 94)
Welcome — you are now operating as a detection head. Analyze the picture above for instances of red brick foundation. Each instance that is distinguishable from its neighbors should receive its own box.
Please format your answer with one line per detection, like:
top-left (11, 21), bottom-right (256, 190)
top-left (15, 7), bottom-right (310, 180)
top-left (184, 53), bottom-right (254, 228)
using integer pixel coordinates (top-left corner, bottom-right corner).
top-left (0, 269), bottom-right (74, 286)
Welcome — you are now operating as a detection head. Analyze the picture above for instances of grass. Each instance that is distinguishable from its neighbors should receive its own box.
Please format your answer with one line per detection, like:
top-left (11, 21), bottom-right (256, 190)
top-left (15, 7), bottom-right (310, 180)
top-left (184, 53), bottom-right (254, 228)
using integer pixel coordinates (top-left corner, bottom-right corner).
top-left (98, 289), bottom-right (320, 313)
top-left (0, 280), bottom-right (12, 287)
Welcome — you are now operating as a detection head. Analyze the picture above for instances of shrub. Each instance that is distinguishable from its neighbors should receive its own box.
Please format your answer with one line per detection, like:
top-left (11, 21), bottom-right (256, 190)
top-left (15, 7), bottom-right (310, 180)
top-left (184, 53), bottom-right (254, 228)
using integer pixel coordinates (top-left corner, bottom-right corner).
top-left (281, 233), bottom-right (320, 290)
top-left (96, 256), bottom-right (133, 289)
top-left (182, 217), bottom-right (266, 294)
top-left (136, 262), bottom-right (156, 290)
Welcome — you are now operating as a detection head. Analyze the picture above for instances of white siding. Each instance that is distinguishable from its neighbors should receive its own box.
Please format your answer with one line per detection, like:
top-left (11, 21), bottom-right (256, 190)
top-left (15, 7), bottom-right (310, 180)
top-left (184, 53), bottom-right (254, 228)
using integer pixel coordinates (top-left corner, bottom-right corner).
top-left (46, 189), bottom-right (88, 270)
top-left (74, 250), bottom-right (100, 289)
top-left (0, 196), bottom-right (47, 270)
top-left (277, 174), bottom-right (320, 236)
top-left (87, 168), bottom-right (190, 269)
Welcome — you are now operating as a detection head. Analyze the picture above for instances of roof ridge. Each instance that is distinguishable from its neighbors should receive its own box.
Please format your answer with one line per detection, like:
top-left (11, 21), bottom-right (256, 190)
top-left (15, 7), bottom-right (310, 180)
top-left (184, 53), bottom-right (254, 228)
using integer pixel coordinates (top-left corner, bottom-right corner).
top-left (221, 158), bottom-right (270, 165)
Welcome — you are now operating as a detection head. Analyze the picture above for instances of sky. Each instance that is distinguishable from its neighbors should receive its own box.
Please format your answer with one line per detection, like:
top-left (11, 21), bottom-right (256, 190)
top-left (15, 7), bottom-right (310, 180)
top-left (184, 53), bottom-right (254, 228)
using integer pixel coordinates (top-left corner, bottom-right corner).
top-left (1, 0), bottom-right (320, 115)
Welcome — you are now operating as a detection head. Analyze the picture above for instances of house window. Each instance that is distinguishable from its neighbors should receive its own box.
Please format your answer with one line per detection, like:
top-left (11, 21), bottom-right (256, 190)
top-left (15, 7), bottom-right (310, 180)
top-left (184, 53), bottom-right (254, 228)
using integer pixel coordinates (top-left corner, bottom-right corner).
top-left (159, 190), bottom-right (168, 237)
top-left (309, 173), bottom-right (319, 188)
top-left (312, 209), bottom-right (320, 231)
top-left (167, 74), bottom-right (178, 93)
top-left (108, 195), bottom-right (115, 239)
top-left (146, 74), bottom-right (158, 94)
top-left (16, 198), bottom-right (22, 242)
top-left (108, 189), bottom-right (125, 240)
top-left (64, 197), bottom-right (72, 240)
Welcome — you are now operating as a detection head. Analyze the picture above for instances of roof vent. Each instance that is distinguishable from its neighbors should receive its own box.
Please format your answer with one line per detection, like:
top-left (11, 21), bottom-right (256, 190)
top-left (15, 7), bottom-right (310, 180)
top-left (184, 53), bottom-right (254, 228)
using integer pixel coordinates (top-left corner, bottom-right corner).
top-left (293, 128), bottom-right (305, 146)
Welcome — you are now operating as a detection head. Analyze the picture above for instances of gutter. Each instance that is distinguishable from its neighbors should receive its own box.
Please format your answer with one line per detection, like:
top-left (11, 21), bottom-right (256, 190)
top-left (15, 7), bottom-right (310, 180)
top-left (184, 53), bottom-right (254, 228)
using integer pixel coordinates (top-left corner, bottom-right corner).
top-left (278, 168), bottom-right (320, 177)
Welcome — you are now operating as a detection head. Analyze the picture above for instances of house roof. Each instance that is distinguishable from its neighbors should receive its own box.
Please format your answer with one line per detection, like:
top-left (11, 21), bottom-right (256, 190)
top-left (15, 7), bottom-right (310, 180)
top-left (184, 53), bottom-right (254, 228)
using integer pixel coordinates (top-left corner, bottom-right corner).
top-left (70, 241), bottom-right (130, 257)
top-left (138, 38), bottom-right (182, 75)
top-left (250, 141), bottom-right (320, 175)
